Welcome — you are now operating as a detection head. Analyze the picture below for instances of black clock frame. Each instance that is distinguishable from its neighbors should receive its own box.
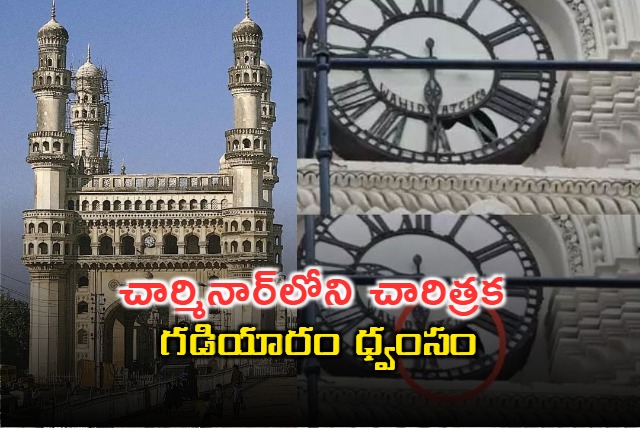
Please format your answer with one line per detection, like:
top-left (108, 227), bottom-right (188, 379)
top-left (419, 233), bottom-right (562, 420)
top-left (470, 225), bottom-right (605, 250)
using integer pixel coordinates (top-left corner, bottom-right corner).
top-left (298, 214), bottom-right (543, 381)
top-left (306, 0), bottom-right (557, 164)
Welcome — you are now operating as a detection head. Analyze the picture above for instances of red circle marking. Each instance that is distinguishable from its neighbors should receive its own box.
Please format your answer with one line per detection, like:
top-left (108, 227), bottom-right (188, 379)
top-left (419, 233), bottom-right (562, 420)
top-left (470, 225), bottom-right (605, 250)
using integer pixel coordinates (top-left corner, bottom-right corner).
top-left (394, 306), bottom-right (506, 403)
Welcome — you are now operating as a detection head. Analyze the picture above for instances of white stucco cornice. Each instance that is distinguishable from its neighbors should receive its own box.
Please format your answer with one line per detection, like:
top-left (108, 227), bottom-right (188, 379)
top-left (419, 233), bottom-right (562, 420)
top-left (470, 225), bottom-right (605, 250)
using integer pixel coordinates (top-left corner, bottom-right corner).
top-left (297, 159), bottom-right (640, 215)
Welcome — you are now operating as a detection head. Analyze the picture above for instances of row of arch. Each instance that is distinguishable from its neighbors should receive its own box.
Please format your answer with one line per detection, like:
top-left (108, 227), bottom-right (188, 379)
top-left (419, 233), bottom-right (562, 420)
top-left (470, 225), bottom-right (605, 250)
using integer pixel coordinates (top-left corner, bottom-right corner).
top-left (225, 219), bottom-right (268, 232)
top-left (70, 198), bottom-right (229, 212)
top-left (236, 54), bottom-right (259, 66)
top-left (26, 221), bottom-right (71, 234)
top-left (73, 109), bottom-right (100, 119)
top-left (228, 138), bottom-right (268, 151)
top-left (40, 57), bottom-right (63, 68)
top-left (27, 219), bottom-right (275, 235)
top-left (230, 71), bottom-right (266, 85)
top-left (26, 237), bottom-right (272, 257)
top-left (35, 75), bottom-right (68, 86)
top-left (26, 242), bottom-right (64, 255)
top-left (74, 234), bottom-right (272, 256)
top-left (78, 94), bottom-right (99, 103)
top-left (31, 141), bottom-right (70, 153)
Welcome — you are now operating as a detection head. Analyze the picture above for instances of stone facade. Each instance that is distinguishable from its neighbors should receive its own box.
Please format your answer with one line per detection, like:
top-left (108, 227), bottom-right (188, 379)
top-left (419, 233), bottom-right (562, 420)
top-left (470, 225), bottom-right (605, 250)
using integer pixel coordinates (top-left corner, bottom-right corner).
top-left (22, 3), bottom-right (284, 380)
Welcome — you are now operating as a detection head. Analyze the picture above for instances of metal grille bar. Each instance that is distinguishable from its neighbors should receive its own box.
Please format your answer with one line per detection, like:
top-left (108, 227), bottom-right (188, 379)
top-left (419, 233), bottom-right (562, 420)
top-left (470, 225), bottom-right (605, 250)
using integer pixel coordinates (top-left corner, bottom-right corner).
top-left (298, 57), bottom-right (640, 71)
top-left (349, 275), bottom-right (640, 287)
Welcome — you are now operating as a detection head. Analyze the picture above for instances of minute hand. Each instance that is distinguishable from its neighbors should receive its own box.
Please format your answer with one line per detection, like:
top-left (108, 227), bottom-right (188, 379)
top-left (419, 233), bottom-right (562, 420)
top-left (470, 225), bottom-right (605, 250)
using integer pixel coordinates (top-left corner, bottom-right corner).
top-left (423, 39), bottom-right (450, 154)
top-left (369, 45), bottom-right (419, 59)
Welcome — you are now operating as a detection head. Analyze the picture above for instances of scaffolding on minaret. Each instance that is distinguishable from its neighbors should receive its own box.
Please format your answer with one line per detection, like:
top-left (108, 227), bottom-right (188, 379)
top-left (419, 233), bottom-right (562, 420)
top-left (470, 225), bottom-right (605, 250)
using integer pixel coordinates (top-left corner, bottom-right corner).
top-left (100, 66), bottom-right (113, 174)
top-left (65, 62), bottom-right (113, 175)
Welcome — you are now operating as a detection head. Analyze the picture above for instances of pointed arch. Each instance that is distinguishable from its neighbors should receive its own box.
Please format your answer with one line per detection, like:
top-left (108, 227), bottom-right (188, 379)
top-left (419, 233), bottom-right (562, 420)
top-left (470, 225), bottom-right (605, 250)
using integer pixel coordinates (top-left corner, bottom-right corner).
top-left (98, 235), bottom-right (113, 255)
top-left (78, 235), bottom-right (91, 255)
top-left (163, 234), bottom-right (178, 254)
top-left (206, 234), bottom-right (221, 254)
top-left (121, 235), bottom-right (135, 255)
top-left (185, 234), bottom-right (200, 254)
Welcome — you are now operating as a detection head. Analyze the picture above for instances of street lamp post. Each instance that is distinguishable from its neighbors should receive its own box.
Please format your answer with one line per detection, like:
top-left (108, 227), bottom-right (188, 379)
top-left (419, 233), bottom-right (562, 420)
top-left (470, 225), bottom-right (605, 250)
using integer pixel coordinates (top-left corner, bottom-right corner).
top-left (147, 306), bottom-right (159, 375)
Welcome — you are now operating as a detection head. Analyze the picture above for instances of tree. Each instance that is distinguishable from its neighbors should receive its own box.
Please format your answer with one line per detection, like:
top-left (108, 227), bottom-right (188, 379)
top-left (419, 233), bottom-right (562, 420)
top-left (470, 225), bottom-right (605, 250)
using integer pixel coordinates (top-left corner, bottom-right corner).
top-left (0, 292), bottom-right (29, 372)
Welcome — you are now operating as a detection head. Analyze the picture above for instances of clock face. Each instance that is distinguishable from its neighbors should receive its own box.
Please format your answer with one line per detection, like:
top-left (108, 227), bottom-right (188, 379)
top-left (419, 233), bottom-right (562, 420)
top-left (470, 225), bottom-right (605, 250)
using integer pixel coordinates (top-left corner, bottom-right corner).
top-left (308, 0), bottom-right (556, 164)
top-left (299, 214), bottom-right (543, 380)
top-left (144, 236), bottom-right (155, 248)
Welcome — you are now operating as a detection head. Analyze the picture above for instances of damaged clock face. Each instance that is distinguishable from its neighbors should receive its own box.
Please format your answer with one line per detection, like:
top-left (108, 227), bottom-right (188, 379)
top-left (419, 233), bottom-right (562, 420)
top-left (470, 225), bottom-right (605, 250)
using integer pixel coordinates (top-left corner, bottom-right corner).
top-left (309, 0), bottom-right (555, 164)
top-left (299, 214), bottom-right (543, 380)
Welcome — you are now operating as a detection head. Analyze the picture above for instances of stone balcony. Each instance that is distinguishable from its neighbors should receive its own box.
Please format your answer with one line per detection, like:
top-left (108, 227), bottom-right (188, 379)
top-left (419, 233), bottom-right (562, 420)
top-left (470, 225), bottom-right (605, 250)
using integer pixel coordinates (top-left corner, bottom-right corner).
top-left (68, 174), bottom-right (233, 193)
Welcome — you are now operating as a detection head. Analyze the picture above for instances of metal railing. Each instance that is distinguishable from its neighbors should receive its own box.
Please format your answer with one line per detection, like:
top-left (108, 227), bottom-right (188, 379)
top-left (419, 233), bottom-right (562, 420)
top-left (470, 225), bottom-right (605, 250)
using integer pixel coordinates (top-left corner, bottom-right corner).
top-left (29, 361), bottom-right (294, 425)
top-left (297, 1), bottom-right (640, 426)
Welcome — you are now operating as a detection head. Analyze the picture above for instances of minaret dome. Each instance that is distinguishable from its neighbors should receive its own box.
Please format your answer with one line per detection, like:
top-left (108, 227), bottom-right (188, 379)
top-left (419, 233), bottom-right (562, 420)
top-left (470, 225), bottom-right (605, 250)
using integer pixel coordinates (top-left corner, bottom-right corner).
top-left (37, 0), bottom-right (69, 41)
top-left (259, 59), bottom-right (272, 77)
top-left (232, 0), bottom-right (262, 38)
top-left (76, 45), bottom-right (101, 79)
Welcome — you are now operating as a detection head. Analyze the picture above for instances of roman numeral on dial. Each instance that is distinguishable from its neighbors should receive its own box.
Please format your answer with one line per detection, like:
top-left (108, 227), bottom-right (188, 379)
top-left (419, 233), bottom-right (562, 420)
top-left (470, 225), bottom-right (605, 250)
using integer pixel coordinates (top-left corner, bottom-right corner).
top-left (447, 216), bottom-right (468, 240)
top-left (413, 0), bottom-right (444, 13)
top-left (331, 78), bottom-right (378, 120)
top-left (500, 70), bottom-right (543, 81)
top-left (316, 232), bottom-right (362, 260)
top-left (471, 239), bottom-right (512, 264)
top-left (370, 107), bottom-right (407, 146)
top-left (329, 10), bottom-right (376, 41)
top-left (400, 215), bottom-right (432, 232)
top-left (460, 0), bottom-right (480, 22)
top-left (486, 22), bottom-right (526, 47)
top-left (371, 0), bottom-right (404, 20)
top-left (484, 85), bottom-right (536, 124)
top-left (359, 215), bottom-right (392, 239)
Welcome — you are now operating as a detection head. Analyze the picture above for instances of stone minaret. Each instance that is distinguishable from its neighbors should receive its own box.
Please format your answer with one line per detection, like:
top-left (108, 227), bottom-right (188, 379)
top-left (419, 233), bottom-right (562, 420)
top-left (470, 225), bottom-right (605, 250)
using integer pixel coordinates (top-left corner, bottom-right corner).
top-left (71, 44), bottom-right (108, 174)
top-left (23, 0), bottom-right (75, 379)
top-left (224, 0), bottom-right (270, 208)
top-left (221, 1), bottom-right (281, 286)
top-left (260, 59), bottom-right (279, 207)
top-left (28, 0), bottom-right (73, 209)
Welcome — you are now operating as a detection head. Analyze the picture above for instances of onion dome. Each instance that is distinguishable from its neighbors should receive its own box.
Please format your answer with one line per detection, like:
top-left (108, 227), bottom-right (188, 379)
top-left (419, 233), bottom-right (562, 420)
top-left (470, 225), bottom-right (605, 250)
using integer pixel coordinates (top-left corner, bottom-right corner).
top-left (232, 0), bottom-right (262, 38)
top-left (37, 1), bottom-right (69, 41)
top-left (76, 45), bottom-right (102, 78)
top-left (233, 16), bottom-right (263, 38)
top-left (260, 59), bottom-right (272, 77)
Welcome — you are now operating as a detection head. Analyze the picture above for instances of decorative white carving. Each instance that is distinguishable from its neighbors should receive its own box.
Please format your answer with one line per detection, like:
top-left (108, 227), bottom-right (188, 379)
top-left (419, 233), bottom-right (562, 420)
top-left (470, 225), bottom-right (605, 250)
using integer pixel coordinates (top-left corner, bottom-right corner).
top-left (551, 215), bottom-right (585, 274)
top-left (298, 160), bottom-right (640, 215)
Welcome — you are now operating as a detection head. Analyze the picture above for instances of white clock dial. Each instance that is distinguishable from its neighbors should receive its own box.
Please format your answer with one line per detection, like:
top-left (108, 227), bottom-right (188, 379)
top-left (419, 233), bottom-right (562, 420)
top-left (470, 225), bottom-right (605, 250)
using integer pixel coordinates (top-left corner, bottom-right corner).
top-left (310, 0), bottom-right (555, 164)
top-left (299, 214), bottom-right (543, 380)
top-left (143, 236), bottom-right (155, 248)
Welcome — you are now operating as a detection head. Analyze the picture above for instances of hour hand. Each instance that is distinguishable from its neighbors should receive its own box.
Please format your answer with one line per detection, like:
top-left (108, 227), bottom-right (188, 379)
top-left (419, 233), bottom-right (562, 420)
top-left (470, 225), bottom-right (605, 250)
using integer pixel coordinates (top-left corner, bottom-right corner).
top-left (369, 45), bottom-right (418, 59)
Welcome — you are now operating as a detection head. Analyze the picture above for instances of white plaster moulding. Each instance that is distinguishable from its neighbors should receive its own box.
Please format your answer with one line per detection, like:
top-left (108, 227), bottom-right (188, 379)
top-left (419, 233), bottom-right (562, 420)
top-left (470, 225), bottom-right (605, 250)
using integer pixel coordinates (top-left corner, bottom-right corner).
top-left (297, 159), bottom-right (640, 215)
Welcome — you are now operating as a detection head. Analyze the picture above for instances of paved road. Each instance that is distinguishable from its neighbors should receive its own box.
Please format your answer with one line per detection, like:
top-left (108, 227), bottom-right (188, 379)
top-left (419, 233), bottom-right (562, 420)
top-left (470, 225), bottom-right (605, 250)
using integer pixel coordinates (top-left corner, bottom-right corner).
top-left (110, 376), bottom-right (297, 426)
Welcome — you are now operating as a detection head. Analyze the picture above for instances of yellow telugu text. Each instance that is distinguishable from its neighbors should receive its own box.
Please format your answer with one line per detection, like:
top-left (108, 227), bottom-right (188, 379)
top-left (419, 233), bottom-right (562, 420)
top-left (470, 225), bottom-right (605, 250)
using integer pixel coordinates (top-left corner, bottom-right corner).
top-left (160, 325), bottom-right (476, 371)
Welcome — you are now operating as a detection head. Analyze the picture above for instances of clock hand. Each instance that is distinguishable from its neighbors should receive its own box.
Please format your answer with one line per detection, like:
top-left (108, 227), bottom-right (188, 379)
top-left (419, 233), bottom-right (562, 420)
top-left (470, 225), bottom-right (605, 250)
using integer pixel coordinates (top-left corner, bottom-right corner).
top-left (422, 38), bottom-right (450, 154)
top-left (369, 45), bottom-right (418, 59)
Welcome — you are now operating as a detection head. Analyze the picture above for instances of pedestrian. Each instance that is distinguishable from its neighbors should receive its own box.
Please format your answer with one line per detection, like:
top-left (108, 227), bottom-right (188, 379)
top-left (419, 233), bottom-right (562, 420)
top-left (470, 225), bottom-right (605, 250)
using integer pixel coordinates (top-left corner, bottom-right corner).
top-left (232, 381), bottom-right (245, 419)
top-left (172, 379), bottom-right (184, 412)
top-left (194, 392), bottom-right (210, 423)
top-left (230, 364), bottom-right (244, 387)
top-left (214, 383), bottom-right (224, 417)
top-left (187, 361), bottom-right (198, 399)
top-left (163, 383), bottom-right (173, 414)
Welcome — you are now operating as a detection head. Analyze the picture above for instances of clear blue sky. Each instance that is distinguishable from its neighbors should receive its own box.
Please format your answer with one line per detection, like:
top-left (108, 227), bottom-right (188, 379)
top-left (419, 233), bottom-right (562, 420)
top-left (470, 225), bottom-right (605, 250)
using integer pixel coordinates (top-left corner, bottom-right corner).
top-left (0, 0), bottom-right (297, 300)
